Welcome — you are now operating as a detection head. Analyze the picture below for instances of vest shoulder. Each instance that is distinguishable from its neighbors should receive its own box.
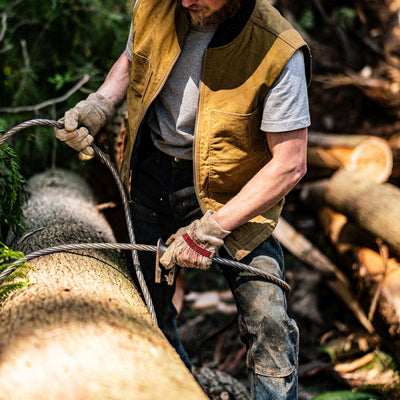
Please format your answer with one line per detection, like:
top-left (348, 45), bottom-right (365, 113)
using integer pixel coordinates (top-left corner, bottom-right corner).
top-left (133, 0), bottom-right (178, 22)
top-left (250, 0), bottom-right (299, 37)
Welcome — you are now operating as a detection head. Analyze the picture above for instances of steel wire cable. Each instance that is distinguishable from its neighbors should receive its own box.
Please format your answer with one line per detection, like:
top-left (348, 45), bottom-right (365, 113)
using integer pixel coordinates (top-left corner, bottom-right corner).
top-left (0, 119), bottom-right (291, 305)
top-left (0, 242), bottom-right (291, 293)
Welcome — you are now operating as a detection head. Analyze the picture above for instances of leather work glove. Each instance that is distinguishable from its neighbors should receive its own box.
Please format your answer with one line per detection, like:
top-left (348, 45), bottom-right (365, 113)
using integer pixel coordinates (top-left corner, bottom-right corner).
top-left (55, 93), bottom-right (115, 156)
top-left (160, 210), bottom-right (231, 271)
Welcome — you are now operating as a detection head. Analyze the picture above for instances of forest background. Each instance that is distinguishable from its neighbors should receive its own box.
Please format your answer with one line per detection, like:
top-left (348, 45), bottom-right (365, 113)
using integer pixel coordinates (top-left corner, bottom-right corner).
top-left (1, 0), bottom-right (400, 399)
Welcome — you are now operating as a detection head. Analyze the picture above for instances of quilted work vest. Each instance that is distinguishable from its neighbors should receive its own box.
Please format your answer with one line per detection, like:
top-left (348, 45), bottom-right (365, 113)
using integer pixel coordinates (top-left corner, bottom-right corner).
top-left (123, 0), bottom-right (311, 260)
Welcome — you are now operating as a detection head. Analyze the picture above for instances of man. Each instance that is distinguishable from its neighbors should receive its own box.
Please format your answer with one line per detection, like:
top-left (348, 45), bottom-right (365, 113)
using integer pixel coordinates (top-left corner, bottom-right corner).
top-left (55, 0), bottom-right (311, 398)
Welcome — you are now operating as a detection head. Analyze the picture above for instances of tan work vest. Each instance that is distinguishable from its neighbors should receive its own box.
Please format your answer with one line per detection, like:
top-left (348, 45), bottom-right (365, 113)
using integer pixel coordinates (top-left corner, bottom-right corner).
top-left (122, 0), bottom-right (311, 260)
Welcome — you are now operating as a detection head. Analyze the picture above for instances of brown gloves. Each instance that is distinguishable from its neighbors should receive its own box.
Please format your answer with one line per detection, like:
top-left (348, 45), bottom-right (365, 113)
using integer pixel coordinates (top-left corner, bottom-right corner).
top-left (160, 211), bottom-right (231, 270)
top-left (55, 93), bottom-right (115, 156)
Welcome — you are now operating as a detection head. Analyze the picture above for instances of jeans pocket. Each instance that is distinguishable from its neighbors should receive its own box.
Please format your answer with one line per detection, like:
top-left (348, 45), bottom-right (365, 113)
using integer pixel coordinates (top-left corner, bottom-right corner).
top-left (129, 199), bottom-right (160, 244)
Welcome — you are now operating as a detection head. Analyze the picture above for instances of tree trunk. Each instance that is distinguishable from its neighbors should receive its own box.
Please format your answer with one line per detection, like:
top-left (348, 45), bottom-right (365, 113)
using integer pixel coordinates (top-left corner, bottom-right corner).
top-left (0, 169), bottom-right (207, 400)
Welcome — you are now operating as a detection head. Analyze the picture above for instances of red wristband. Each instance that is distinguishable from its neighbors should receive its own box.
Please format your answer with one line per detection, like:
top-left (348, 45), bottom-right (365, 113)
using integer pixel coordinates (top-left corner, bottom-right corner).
top-left (182, 233), bottom-right (212, 258)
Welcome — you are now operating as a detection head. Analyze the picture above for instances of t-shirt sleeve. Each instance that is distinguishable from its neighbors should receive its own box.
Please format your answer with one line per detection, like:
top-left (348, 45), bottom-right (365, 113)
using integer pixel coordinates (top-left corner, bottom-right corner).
top-left (126, 1), bottom-right (137, 61)
top-left (125, 23), bottom-right (133, 61)
top-left (261, 49), bottom-right (311, 133)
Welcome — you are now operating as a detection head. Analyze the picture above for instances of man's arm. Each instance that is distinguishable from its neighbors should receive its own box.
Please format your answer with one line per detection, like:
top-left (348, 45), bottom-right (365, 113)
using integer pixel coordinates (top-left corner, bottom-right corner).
top-left (97, 51), bottom-right (130, 107)
top-left (159, 127), bottom-right (307, 270)
top-left (54, 51), bottom-right (130, 155)
top-left (212, 127), bottom-right (308, 231)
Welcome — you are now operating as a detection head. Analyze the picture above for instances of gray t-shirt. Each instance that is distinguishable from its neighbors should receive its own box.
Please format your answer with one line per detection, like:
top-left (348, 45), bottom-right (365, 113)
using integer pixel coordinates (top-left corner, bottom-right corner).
top-left (126, 24), bottom-right (310, 159)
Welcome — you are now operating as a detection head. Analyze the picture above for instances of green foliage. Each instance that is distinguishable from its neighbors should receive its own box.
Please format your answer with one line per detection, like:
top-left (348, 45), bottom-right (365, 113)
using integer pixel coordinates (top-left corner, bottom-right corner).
top-left (311, 391), bottom-right (379, 400)
top-left (1, 0), bottom-right (132, 105)
top-left (0, 0), bottom-right (133, 176)
top-left (334, 7), bottom-right (357, 30)
top-left (48, 71), bottom-right (79, 91)
top-left (0, 140), bottom-right (27, 242)
top-left (0, 242), bottom-right (31, 305)
top-left (298, 9), bottom-right (316, 31)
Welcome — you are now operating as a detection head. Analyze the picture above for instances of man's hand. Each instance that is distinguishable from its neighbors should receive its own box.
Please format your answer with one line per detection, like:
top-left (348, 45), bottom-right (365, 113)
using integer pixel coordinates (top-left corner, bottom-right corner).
top-left (160, 211), bottom-right (231, 270)
top-left (55, 93), bottom-right (115, 156)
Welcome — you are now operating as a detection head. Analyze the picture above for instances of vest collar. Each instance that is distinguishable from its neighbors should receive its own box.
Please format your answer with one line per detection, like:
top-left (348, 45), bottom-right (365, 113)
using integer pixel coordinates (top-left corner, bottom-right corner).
top-left (209, 0), bottom-right (256, 48)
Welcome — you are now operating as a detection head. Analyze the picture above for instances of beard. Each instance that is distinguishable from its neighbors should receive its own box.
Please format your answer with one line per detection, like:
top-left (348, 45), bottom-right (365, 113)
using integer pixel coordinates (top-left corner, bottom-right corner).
top-left (188, 0), bottom-right (241, 27)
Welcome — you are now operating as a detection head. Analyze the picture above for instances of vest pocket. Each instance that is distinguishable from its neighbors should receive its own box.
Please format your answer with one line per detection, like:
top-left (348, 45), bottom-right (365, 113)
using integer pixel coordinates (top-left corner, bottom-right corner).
top-left (209, 107), bottom-right (265, 158)
top-left (208, 107), bottom-right (269, 195)
top-left (129, 52), bottom-right (153, 101)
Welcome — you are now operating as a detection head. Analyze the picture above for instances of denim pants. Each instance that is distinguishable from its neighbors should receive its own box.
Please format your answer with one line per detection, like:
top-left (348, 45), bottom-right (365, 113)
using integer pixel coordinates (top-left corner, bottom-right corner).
top-left (129, 141), bottom-right (299, 399)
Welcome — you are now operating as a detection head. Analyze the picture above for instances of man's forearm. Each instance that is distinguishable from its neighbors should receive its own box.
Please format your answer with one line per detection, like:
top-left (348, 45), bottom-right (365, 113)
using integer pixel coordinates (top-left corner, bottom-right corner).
top-left (213, 128), bottom-right (308, 232)
top-left (97, 51), bottom-right (130, 107)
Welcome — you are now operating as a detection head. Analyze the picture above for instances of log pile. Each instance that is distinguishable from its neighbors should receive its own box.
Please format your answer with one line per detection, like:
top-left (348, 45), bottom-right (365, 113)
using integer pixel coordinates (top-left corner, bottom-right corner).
top-left (275, 127), bottom-right (400, 366)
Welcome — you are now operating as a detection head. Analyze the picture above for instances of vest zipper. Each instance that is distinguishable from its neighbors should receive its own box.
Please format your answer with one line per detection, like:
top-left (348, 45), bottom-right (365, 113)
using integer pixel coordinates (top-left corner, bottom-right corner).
top-left (192, 48), bottom-right (208, 214)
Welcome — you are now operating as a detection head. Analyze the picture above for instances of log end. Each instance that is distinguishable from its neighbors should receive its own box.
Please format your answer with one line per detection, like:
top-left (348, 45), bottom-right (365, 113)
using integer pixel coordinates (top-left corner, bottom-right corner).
top-left (348, 137), bottom-right (393, 183)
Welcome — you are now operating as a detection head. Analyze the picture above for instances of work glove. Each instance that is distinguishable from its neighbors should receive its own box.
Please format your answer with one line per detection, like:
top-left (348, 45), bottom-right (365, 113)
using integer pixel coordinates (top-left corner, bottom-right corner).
top-left (160, 210), bottom-right (231, 271)
top-left (55, 93), bottom-right (115, 156)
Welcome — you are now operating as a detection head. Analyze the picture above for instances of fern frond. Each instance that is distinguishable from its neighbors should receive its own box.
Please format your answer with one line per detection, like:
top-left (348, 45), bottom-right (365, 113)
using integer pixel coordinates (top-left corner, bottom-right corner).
top-left (0, 281), bottom-right (29, 303)
top-left (0, 242), bottom-right (31, 306)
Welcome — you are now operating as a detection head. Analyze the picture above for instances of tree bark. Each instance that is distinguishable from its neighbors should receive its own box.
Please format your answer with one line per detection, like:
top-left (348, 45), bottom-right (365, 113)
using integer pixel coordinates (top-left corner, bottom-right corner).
top-left (0, 169), bottom-right (207, 400)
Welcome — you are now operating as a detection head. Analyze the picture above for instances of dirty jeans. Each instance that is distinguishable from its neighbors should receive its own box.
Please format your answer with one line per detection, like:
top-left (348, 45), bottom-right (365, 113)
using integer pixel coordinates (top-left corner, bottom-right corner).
top-left (129, 142), bottom-right (299, 399)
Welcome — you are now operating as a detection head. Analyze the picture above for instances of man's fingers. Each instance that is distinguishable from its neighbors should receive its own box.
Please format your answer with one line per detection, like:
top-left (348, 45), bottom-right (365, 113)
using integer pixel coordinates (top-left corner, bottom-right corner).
top-left (66, 128), bottom-right (93, 150)
top-left (64, 108), bottom-right (81, 131)
top-left (81, 146), bottom-right (95, 157)
top-left (55, 128), bottom-right (79, 141)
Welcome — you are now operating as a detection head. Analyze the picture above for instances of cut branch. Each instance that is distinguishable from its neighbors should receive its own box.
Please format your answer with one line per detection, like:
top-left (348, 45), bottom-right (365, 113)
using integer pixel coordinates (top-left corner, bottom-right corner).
top-left (323, 170), bottom-right (400, 254)
top-left (300, 184), bottom-right (400, 365)
top-left (0, 74), bottom-right (90, 114)
top-left (0, 12), bottom-right (7, 43)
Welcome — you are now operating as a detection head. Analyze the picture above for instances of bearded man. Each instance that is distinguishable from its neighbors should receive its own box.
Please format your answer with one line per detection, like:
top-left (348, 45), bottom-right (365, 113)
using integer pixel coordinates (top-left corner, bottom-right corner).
top-left (55, 0), bottom-right (311, 398)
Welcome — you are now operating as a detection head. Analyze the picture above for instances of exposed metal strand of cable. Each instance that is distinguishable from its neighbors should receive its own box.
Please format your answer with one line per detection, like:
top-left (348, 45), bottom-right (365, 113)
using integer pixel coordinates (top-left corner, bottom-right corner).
top-left (0, 242), bottom-right (291, 293)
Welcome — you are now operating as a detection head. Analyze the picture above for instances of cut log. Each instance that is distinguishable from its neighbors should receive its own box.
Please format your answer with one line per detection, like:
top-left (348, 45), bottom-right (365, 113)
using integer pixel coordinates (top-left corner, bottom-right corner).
top-left (301, 183), bottom-right (400, 365)
top-left (388, 133), bottom-right (400, 184)
top-left (0, 169), bottom-right (207, 400)
top-left (273, 217), bottom-right (374, 334)
top-left (307, 132), bottom-right (393, 183)
top-left (319, 169), bottom-right (400, 255)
